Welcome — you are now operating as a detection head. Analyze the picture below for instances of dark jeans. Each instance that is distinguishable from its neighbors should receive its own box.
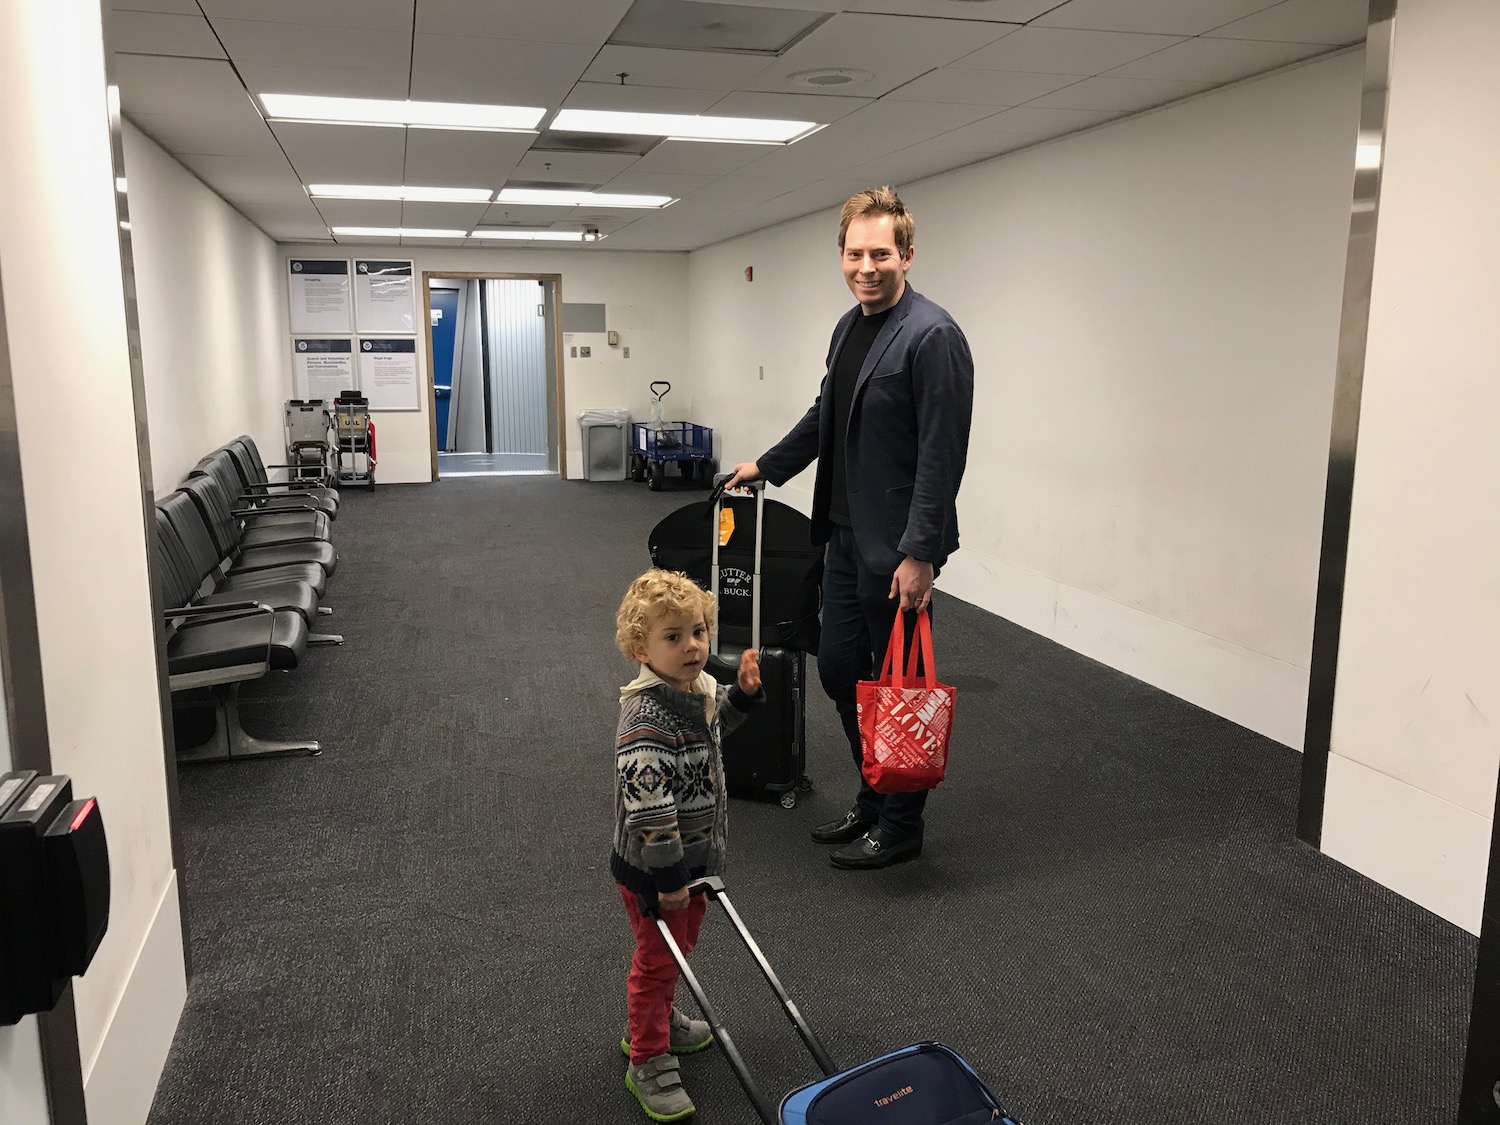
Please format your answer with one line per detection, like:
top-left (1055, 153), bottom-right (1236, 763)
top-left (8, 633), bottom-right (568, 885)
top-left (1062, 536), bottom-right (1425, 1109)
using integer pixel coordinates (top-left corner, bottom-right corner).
top-left (817, 524), bottom-right (930, 837)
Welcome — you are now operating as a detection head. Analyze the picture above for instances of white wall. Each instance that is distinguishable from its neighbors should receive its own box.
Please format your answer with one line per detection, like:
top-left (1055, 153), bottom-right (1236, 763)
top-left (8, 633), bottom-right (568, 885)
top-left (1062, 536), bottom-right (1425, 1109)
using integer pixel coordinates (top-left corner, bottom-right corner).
top-left (1322, 0), bottom-right (1500, 935)
top-left (689, 51), bottom-right (1362, 750)
top-left (122, 121), bottom-right (289, 490)
top-left (278, 244), bottom-right (691, 484)
top-left (0, 2), bottom-right (185, 1122)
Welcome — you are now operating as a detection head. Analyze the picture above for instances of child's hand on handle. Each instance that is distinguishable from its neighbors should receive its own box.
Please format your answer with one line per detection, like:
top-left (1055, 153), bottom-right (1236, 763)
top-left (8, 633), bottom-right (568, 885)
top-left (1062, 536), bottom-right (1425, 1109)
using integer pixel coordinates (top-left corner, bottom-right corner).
top-left (725, 462), bottom-right (761, 491)
top-left (738, 648), bottom-right (762, 694)
top-left (658, 887), bottom-right (691, 912)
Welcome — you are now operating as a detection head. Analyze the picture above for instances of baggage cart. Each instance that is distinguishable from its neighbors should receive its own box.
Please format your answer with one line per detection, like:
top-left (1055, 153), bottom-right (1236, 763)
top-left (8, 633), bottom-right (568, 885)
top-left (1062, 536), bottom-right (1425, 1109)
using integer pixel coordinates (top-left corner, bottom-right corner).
top-left (630, 382), bottom-right (714, 489)
top-left (333, 391), bottom-right (376, 491)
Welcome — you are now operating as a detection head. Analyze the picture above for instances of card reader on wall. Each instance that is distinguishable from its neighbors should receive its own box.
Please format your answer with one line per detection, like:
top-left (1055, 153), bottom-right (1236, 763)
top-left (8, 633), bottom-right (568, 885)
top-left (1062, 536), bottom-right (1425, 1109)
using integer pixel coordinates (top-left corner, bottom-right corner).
top-left (0, 771), bottom-right (111, 1026)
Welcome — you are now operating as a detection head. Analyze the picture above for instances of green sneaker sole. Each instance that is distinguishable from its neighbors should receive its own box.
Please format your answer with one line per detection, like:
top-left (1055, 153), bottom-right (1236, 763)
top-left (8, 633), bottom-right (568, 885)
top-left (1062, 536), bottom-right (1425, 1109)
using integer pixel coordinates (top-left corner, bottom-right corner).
top-left (620, 1033), bottom-right (715, 1058)
top-left (624, 1072), bottom-right (697, 1122)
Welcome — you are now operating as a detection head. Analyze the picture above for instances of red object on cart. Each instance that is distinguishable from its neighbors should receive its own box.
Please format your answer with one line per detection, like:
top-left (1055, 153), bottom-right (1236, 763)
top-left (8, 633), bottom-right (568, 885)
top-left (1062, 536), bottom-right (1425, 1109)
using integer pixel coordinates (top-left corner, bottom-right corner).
top-left (367, 420), bottom-right (377, 469)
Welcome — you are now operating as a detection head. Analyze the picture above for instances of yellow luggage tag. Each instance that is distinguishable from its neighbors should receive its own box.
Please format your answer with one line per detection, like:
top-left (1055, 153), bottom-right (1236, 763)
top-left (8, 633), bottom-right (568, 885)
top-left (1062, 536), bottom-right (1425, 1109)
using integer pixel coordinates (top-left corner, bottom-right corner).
top-left (718, 506), bottom-right (735, 547)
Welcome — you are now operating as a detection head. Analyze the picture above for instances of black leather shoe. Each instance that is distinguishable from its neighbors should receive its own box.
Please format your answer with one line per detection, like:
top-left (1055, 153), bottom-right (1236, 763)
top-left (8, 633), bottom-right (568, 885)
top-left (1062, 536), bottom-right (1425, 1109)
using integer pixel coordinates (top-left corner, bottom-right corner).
top-left (829, 826), bottom-right (922, 870)
top-left (810, 807), bottom-right (875, 845)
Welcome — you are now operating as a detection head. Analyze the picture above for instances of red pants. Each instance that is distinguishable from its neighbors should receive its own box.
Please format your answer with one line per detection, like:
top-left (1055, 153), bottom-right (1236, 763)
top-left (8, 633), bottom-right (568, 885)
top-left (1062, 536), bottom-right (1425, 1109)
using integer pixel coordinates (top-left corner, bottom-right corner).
top-left (618, 884), bottom-right (707, 1065)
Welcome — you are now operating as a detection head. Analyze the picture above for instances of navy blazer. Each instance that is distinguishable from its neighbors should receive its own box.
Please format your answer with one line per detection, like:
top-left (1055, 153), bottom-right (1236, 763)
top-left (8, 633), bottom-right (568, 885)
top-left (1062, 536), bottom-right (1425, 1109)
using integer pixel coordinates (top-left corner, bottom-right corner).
top-left (759, 284), bottom-right (974, 574)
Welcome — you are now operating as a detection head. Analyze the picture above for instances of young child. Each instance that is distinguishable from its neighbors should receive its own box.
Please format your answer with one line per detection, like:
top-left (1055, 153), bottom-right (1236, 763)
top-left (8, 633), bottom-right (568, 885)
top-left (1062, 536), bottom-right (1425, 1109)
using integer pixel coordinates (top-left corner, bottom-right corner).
top-left (612, 568), bottom-right (763, 1122)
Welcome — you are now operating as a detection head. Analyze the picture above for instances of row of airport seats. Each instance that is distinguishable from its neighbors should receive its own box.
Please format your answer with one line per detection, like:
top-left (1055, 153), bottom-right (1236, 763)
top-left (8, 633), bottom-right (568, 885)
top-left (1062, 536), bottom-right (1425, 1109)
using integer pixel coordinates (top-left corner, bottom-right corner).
top-left (154, 436), bottom-right (343, 763)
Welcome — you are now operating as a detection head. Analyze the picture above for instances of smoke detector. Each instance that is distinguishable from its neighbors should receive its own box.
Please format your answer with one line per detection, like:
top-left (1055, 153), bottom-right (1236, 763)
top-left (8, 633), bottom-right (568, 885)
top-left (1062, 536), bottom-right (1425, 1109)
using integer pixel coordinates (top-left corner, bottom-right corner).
top-left (788, 68), bottom-right (872, 89)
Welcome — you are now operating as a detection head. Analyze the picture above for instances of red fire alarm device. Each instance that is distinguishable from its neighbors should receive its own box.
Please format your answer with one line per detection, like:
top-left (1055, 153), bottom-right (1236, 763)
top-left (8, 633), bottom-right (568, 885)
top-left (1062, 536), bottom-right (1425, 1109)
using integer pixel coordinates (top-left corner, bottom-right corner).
top-left (0, 772), bottom-right (111, 1025)
top-left (745, 266), bottom-right (753, 282)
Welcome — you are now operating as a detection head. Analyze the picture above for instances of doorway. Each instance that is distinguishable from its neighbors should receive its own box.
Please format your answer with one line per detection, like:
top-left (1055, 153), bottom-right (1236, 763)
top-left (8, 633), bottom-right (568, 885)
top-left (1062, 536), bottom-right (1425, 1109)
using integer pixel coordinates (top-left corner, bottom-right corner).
top-left (425, 274), bottom-right (565, 478)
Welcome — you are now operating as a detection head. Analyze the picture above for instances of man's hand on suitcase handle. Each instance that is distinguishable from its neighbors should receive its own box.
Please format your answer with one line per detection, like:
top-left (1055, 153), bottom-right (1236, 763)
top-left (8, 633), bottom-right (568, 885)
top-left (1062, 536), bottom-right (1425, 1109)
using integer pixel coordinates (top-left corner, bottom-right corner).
top-left (724, 462), bottom-right (762, 491)
top-left (738, 649), bottom-right (761, 694)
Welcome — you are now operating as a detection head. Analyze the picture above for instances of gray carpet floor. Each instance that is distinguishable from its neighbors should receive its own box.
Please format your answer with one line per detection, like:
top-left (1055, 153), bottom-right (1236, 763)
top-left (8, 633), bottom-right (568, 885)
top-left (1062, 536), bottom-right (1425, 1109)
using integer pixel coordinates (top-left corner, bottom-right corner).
top-left (148, 476), bottom-right (1473, 1125)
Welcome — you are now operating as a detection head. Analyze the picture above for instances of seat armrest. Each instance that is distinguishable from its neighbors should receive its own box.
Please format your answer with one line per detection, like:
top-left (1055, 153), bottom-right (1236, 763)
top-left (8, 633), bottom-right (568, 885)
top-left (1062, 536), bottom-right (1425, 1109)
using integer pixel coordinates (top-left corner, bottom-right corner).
top-left (231, 503), bottom-right (319, 516)
top-left (162, 601), bottom-right (269, 620)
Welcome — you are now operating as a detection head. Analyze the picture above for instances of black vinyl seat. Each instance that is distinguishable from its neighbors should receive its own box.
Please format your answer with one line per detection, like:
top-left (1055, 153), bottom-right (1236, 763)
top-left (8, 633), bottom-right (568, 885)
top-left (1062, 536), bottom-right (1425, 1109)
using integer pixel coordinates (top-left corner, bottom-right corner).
top-left (154, 510), bottom-right (320, 625)
top-left (154, 509), bottom-right (322, 763)
top-left (159, 490), bottom-right (330, 596)
top-left (230, 435), bottom-right (339, 516)
top-left (178, 476), bottom-right (338, 575)
top-left (190, 450), bottom-right (331, 540)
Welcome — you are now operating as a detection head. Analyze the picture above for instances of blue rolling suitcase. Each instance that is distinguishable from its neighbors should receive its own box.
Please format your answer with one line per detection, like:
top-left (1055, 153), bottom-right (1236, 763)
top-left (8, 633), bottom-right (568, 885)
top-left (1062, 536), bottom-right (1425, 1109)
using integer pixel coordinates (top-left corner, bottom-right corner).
top-left (650, 877), bottom-right (1025, 1125)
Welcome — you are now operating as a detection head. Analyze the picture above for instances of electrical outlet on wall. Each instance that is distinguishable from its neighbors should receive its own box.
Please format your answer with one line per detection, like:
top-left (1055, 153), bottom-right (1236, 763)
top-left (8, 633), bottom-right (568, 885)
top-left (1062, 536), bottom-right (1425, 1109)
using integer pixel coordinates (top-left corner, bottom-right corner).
top-left (623, 347), bottom-right (630, 359)
top-left (570, 346), bottom-right (578, 358)
top-left (580, 346), bottom-right (591, 358)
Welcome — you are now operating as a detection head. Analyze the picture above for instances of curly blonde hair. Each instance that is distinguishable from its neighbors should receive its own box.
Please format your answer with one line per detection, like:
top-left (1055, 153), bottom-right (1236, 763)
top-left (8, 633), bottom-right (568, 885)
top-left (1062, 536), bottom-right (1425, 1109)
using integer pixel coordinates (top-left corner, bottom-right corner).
top-left (615, 569), bottom-right (717, 661)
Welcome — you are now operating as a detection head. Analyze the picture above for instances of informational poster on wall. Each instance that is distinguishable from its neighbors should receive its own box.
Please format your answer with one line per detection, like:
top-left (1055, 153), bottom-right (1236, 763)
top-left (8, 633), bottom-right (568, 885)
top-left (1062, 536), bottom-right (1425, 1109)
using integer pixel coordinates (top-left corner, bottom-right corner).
top-left (357, 338), bottom-right (420, 411)
top-left (354, 259), bottom-right (416, 334)
top-left (287, 259), bottom-right (351, 334)
top-left (292, 338), bottom-right (354, 400)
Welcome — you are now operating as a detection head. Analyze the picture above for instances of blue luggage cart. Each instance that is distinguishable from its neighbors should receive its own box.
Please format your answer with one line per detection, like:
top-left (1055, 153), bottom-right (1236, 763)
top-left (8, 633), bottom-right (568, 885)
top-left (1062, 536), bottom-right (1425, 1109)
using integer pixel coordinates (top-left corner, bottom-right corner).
top-left (629, 381), bottom-right (714, 490)
top-left (650, 877), bottom-right (1026, 1125)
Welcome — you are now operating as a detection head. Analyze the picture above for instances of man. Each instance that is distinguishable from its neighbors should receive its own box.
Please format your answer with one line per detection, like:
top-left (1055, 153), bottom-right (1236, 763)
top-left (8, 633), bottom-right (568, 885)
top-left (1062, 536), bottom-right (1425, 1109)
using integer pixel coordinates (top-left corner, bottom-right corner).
top-left (726, 186), bottom-right (974, 870)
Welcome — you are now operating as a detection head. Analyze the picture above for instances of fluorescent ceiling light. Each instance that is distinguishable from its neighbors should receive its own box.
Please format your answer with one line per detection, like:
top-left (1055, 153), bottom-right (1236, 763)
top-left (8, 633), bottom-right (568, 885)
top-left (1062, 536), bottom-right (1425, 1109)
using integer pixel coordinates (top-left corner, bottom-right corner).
top-left (494, 188), bottom-right (672, 209)
top-left (310, 184), bottom-right (494, 203)
top-left (550, 108), bottom-right (818, 144)
top-left (470, 229), bottom-right (603, 242)
top-left (261, 94), bottom-right (545, 132)
top-left (331, 227), bottom-right (468, 238)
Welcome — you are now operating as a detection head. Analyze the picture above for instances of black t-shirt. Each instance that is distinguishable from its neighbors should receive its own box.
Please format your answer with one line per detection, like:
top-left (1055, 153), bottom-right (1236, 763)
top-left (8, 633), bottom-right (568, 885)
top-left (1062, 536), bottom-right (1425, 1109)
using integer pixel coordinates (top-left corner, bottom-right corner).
top-left (827, 308), bottom-right (892, 526)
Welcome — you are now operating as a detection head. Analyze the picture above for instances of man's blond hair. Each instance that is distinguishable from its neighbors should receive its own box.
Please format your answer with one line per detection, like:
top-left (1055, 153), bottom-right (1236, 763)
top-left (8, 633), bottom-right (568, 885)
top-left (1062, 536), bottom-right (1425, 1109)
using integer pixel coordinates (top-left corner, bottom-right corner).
top-left (615, 569), bottom-right (717, 661)
top-left (838, 186), bottom-right (914, 254)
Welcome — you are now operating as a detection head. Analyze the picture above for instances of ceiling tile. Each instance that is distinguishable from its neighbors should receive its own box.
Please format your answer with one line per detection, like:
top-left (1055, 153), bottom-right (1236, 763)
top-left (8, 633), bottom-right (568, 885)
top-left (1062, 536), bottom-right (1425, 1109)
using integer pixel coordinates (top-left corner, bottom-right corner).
top-left (1108, 36), bottom-right (1333, 83)
top-left (1025, 74), bottom-right (1214, 113)
top-left (314, 199), bottom-right (404, 227)
top-left (177, 153), bottom-right (303, 196)
top-left (962, 104), bottom-right (1119, 138)
top-left (704, 90), bottom-right (871, 125)
top-left (563, 82), bottom-right (724, 115)
top-left (238, 60), bottom-right (410, 101)
top-left (113, 54), bottom-right (256, 116)
top-left (583, 45), bottom-right (775, 91)
top-left (847, 0), bottom-right (1051, 20)
top-left (418, 0), bottom-right (634, 44)
top-left (410, 36), bottom-right (598, 105)
top-left (933, 110), bottom-right (1063, 150)
top-left (233, 197), bottom-right (330, 238)
top-left (403, 130), bottom-right (535, 190)
top-left (600, 171), bottom-right (722, 195)
top-left (1207, 0), bottom-right (1369, 46)
top-left (200, 0), bottom-right (414, 32)
top-left (610, 0), bottom-right (829, 53)
top-left (719, 156), bottom-right (858, 194)
top-left (662, 0), bottom-right (845, 12)
top-left (398, 235), bottom-right (471, 246)
top-left (128, 109), bottom-right (283, 158)
top-left (511, 150), bottom-right (642, 181)
top-left (107, 11), bottom-right (225, 57)
top-left (743, 12), bottom-right (1016, 99)
top-left (627, 139), bottom-right (767, 176)
top-left (886, 68), bottom-right (1081, 106)
top-left (478, 204), bottom-right (578, 225)
top-left (951, 26), bottom-right (1186, 74)
top-left (841, 99), bottom-right (997, 131)
top-left (270, 120), bottom-right (407, 183)
top-left (1035, 0), bottom-right (1276, 36)
top-left (210, 20), bottom-right (412, 69)
top-left (781, 122), bottom-right (937, 163)
top-left (400, 201), bottom-right (491, 230)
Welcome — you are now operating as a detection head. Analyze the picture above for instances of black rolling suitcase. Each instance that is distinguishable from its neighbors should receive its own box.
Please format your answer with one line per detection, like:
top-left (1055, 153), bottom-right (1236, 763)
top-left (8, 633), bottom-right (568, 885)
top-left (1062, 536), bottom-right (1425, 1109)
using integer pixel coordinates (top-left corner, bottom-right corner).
top-left (704, 478), bottom-right (812, 809)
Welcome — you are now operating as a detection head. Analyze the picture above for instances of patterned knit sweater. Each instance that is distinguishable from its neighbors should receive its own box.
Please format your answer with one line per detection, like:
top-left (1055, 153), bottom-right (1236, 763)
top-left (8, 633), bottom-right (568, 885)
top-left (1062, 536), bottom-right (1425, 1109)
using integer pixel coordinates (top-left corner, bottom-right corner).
top-left (611, 666), bottom-right (761, 898)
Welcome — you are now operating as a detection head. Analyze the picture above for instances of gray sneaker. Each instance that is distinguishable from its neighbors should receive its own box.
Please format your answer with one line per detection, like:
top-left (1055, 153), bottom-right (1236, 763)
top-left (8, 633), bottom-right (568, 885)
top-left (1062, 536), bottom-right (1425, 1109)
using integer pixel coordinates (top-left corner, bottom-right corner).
top-left (625, 1052), bottom-right (696, 1122)
top-left (620, 1006), bottom-right (714, 1057)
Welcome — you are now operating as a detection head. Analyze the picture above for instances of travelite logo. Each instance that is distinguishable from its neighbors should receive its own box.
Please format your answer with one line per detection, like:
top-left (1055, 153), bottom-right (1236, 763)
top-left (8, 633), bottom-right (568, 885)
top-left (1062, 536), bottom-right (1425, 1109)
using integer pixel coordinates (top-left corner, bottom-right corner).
top-left (873, 1084), bottom-right (914, 1108)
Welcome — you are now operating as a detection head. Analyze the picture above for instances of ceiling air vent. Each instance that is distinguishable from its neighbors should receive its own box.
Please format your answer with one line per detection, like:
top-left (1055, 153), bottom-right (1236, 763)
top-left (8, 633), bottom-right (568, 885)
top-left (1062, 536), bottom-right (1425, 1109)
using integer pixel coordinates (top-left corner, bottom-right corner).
top-left (532, 131), bottom-right (659, 157)
top-left (789, 68), bottom-right (873, 89)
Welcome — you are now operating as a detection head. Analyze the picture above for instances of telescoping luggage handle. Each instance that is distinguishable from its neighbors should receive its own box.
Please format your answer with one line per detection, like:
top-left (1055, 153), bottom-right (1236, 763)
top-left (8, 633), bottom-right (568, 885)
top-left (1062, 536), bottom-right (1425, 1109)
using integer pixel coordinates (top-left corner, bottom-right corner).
top-left (708, 474), bottom-right (765, 658)
top-left (647, 876), bottom-right (838, 1124)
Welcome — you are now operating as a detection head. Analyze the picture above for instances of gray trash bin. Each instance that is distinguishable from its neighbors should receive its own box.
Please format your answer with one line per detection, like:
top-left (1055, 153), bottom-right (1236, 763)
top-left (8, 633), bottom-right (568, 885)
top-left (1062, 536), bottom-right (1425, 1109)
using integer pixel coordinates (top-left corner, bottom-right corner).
top-left (578, 408), bottom-right (631, 481)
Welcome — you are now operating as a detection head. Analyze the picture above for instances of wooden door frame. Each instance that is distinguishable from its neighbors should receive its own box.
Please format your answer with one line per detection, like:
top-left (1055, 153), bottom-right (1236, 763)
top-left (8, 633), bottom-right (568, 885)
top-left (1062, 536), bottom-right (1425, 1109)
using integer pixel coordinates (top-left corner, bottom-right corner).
top-left (420, 271), bottom-right (567, 481)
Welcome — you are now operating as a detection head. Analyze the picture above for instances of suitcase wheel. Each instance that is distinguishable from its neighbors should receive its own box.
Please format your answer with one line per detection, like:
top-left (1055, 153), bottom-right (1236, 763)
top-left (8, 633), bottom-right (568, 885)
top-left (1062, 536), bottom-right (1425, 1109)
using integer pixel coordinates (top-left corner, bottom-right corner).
top-left (798, 775), bottom-right (813, 793)
top-left (780, 791), bottom-right (797, 809)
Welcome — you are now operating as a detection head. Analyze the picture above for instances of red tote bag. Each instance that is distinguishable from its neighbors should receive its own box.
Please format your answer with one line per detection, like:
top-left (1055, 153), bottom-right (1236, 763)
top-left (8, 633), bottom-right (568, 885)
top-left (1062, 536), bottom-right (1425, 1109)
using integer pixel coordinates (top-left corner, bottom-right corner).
top-left (857, 610), bottom-right (956, 794)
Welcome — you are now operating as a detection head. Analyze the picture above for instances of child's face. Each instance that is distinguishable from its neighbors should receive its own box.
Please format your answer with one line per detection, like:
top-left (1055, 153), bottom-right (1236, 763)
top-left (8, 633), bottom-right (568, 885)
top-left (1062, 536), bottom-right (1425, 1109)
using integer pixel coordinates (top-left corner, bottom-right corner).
top-left (633, 610), bottom-right (710, 692)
